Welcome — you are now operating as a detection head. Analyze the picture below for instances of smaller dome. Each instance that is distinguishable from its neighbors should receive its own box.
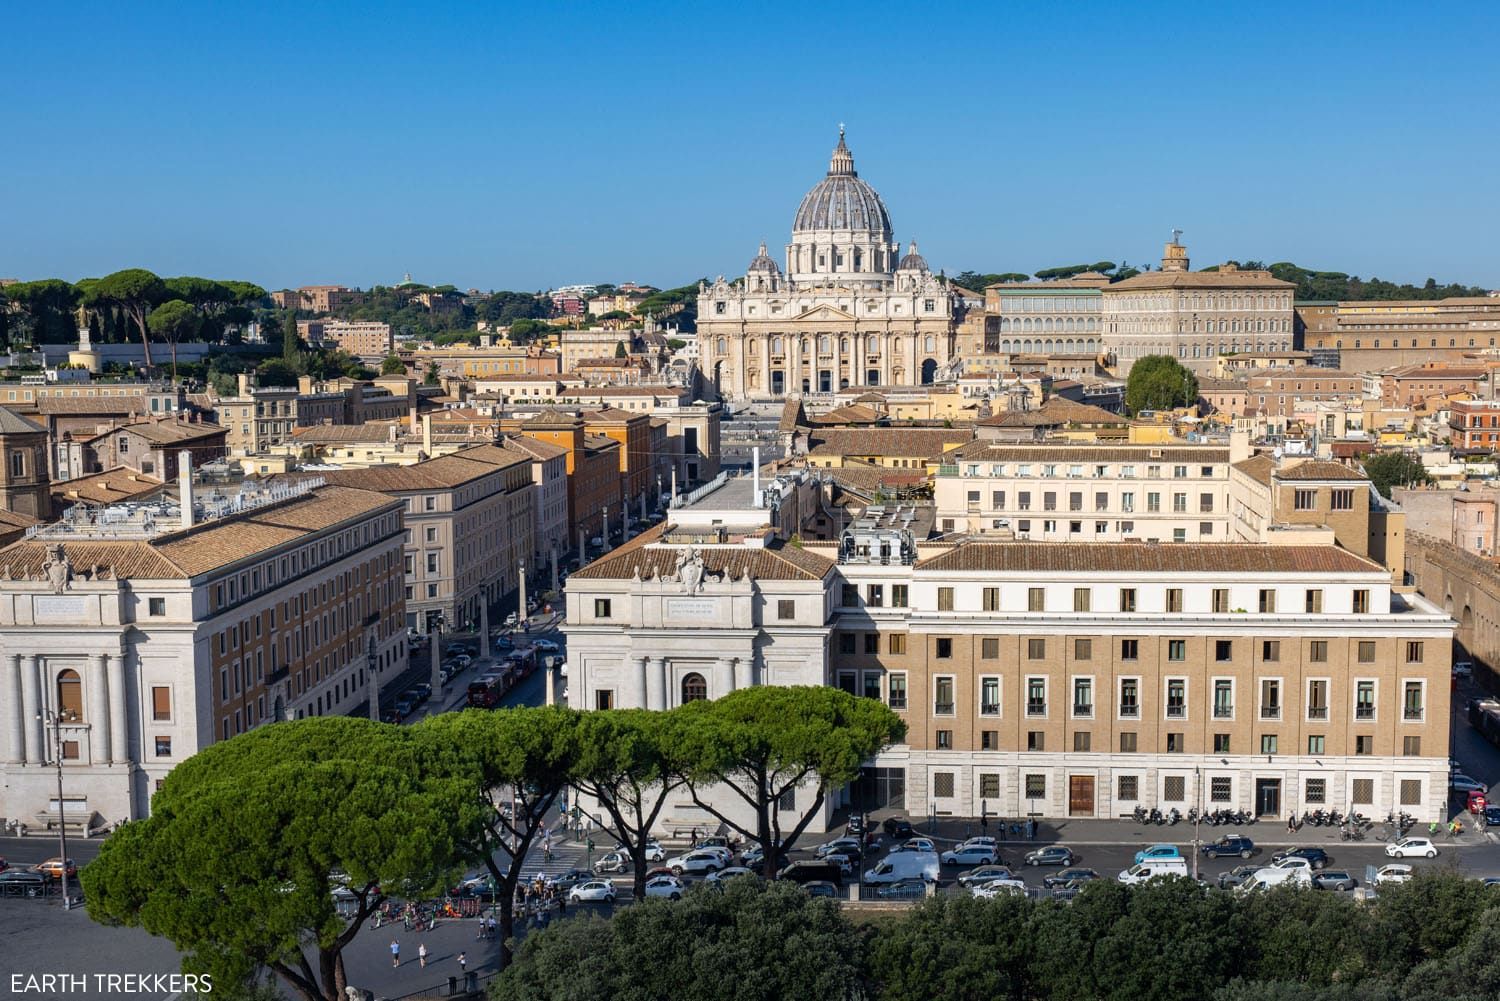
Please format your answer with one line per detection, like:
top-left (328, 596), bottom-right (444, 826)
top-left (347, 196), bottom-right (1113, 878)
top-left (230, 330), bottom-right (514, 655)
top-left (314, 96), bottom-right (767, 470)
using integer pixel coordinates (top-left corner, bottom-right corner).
top-left (747, 241), bottom-right (781, 274)
top-left (897, 241), bottom-right (928, 271)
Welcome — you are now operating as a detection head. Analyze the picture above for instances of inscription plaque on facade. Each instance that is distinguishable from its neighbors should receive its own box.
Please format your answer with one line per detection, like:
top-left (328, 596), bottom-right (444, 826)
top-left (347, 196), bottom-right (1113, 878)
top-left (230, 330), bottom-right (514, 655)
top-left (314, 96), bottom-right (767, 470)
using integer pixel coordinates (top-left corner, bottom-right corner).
top-left (665, 597), bottom-right (716, 620)
top-left (34, 595), bottom-right (89, 622)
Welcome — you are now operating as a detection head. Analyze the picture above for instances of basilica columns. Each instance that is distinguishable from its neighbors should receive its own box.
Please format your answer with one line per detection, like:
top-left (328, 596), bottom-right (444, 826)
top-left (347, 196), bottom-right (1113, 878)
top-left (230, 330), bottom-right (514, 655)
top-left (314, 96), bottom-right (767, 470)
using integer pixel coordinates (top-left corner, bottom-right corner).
top-left (734, 656), bottom-right (753, 690)
top-left (107, 652), bottom-right (127, 763)
top-left (19, 654), bottom-right (41, 764)
top-left (832, 335), bottom-right (842, 390)
top-left (3, 654), bottom-right (23, 763)
top-left (88, 653), bottom-right (110, 763)
top-left (653, 657), bottom-right (668, 710)
top-left (717, 658), bottom-right (735, 697)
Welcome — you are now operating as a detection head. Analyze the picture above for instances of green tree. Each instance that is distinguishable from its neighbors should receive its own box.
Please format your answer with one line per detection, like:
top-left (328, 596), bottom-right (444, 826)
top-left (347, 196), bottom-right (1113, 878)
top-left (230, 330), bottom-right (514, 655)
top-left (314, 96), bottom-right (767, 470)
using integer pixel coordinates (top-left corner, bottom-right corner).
top-left (614, 340), bottom-right (628, 358)
top-left (490, 879), bottom-right (864, 1001)
top-left (424, 360), bottom-right (440, 386)
top-left (1361, 451), bottom-right (1433, 499)
top-left (147, 299), bottom-right (200, 380)
top-left (281, 312), bottom-right (300, 363)
top-left (1124, 354), bottom-right (1199, 415)
top-left (673, 686), bottom-right (906, 878)
top-left (571, 710), bottom-right (687, 900)
top-left (85, 269), bottom-right (167, 367)
top-left (82, 718), bottom-right (461, 1001)
top-left (379, 353), bottom-right (406, 375)
top-left (0, 278), bottom-right (81, 345)
top-left (412, 707), bottom-right (580, 971)
top-left (868, 892), bottom-right (1035, 1001)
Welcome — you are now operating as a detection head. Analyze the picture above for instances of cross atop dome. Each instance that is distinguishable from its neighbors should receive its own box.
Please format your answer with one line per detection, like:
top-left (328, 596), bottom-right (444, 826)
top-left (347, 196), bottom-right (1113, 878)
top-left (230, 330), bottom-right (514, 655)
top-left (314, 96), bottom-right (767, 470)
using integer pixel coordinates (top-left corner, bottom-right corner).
top-left (828, 127), bottom-right (855, 177)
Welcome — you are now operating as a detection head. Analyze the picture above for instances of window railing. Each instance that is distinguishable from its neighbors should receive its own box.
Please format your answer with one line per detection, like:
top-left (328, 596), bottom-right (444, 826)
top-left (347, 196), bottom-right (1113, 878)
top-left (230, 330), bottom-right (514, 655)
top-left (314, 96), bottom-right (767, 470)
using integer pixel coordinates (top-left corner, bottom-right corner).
top-left (1119, 705), bottom-right (1139, 718)
top-left (1026, 700), bottom-right (1046, 717)
top-left (1307, 706), bottom-right (1328, 720)
top-left (1356, 705), bottom-right (1375, 720)
top-left (1213, 705), bottom-right (1233, 719)
top-left (933, 702), bottom-right (954, 715)
top-left (888, 695), bottom-right (907, 710)
top-left (1404, 707), bottom-right (1424, 721)
top-left (980, 703), bottom-right (1000, 716)
top-left (1166, 704), bottom-right (1185, 718)
top-left (1260, 706), bottom-right (1281, 720)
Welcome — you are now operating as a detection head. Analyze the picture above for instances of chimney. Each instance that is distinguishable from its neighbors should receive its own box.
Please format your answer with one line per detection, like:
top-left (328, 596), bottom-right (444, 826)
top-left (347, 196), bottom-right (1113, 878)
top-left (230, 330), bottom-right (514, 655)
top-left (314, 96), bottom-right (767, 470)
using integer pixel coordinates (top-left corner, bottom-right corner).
top-left (409, 404), bottom-right (418, 433)
top-left (179, 450), bottom-right (195, 529)
top-left (752, 446), bottom-right (761, 507)
top-left (423, 414), bottom-right (433, 455)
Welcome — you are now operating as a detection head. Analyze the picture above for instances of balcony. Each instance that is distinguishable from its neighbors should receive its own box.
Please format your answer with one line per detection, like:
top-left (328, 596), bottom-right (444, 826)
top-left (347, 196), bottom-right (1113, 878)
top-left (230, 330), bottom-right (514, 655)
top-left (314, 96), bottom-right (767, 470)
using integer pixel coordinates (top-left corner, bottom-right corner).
top-left (980, 703), bottom-right (1000, 716)
top-left (1166, 705), bottom-right (1186, 719)
top-left (1356, 706), bottom-right (1375, 720)
top-left (1404, 707), bottom-right (1424, 721)
top-left (933, 702), bottom-right (955, 716)
top-left (1073, 703), bottom-right (1093, 717)
top-left (1119, 705), bottom-right (1139, 718)
top-left (1307, 706), bottom-right (1328, 720)
top-left (1261, 706), bottom-right (1281, 721)
top-left (1026, 701), bottom-right (1046, 717)
top-left (1213, 706), bottom-right (1234, 719)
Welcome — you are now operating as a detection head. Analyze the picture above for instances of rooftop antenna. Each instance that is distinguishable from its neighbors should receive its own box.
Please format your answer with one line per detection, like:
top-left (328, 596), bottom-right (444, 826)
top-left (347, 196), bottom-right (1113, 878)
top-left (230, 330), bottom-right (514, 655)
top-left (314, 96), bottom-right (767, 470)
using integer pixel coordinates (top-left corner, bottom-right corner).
top-left (1171, 227), bottom-right (1183, 244)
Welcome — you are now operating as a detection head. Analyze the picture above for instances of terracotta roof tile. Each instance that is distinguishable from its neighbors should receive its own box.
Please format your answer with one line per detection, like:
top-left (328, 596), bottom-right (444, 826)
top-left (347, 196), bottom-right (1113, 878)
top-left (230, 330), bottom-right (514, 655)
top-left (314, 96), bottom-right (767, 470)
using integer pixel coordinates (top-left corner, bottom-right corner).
top-left (807, 428), bottom-right (972, 458)
top-left (1232, 455), bottom-right (1276, 486)
top-left (1105, 270), bottom-right (1295, 291)
top-left (1274, 459), bottom-right (1368, 481)
top-left (50, 469), bottom-right (165, 506)
top-left (0, 407), bottom-right (46, 434)
top-left (569, 538), bottom-right (834, 582)
top-left (915, 542), bottom-right (1381, 575)
top-left (952, 442), bottom-right (1229, 463)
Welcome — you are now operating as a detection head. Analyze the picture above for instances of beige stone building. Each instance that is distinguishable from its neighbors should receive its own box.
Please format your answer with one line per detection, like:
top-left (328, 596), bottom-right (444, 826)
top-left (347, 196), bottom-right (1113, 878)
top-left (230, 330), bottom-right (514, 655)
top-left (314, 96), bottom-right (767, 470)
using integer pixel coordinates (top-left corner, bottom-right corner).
top-left (1101, 239), bottom-right (1296, 376)
top-left (1299, 297), bottom-right (1500, 372)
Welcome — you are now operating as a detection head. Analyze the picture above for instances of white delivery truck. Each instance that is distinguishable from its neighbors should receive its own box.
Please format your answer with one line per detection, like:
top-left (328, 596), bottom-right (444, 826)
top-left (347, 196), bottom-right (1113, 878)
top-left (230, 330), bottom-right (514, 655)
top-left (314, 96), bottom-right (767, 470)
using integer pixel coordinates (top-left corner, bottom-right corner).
top-left (1117, 858), bottom-right (1190, 884)
top-left (1238, 865), bottom-right (1313, 892)
top-left (863, 850), bottom-right (940, 884)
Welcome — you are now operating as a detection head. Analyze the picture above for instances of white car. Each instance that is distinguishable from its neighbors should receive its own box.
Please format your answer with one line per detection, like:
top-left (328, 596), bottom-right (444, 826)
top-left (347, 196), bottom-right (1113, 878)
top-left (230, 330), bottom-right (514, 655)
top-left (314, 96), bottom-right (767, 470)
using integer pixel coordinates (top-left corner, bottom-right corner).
top-left (958, 836), bottom-right (998, 851)
top-left (568, 880), bottom-right (617, 903)
top-left (666, 850), bottom-right (726, 876)
top-left (970, 878), bottom-right (1027, 899)
top-left (1271, 857), bottom-right (1312, 872)
top-left (643, 875), bottom-right (684, 899)
top-left (692, 845), bottom-right (734, 866)
top-left (705, 866), bottom-right (755, 885)
top-left (593, 851), bottom-right (629, 874)
top-left (534, 639), bottom-right (560, 652)
top-left (1374, 864), bottom-right (1414, 885)
top-left (941, 844), bottom-right (999, 866)
top-left (893, 837), bottom-right (937, 854)
top-left (610, 842), bottom-right (665, 863)
top-left (1386, 837), bottom-right (1438, 859)
top-left (1450, 774), bottom-right (1486, 795)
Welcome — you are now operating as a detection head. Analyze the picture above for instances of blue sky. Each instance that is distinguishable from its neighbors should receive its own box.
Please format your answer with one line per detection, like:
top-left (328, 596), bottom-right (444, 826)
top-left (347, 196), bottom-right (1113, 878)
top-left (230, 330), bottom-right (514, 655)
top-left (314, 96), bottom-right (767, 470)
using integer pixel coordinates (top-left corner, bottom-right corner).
top-left (4, 1), bottom-right (1497, 292)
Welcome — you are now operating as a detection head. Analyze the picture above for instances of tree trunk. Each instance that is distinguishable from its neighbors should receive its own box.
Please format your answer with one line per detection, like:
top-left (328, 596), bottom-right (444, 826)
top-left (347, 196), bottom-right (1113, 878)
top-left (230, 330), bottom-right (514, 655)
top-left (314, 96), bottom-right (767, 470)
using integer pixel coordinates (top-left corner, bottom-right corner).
top-left (132, 308), bottom-right (154, 368)
top-left (499, 894), bottom-right (516, 970)
top-left (169, 336), bottom-right (179, 383)
top-left (633, 846), bottom-right (648, 901)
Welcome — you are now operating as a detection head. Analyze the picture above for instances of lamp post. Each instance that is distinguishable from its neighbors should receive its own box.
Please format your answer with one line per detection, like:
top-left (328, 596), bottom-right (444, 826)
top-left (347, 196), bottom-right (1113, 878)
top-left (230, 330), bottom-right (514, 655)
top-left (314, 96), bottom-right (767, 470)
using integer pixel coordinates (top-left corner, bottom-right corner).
top-left (1192, 766), bottom-right (1202, 881)
top-left (429, 611), bottom-right (446, 696)
top-left (38, 708), bottom-right (75, 910)
top-left (518, 560), bottom-right (527, 630)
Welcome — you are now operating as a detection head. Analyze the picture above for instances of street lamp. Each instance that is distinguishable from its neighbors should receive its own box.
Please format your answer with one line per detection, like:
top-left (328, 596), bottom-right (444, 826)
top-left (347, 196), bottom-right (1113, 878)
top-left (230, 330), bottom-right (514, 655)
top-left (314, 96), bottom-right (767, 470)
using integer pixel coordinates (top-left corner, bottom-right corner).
top-left (1192, 766), bottom-right (1202, 881)
top-left (37, 707), bottom-right (76, 910)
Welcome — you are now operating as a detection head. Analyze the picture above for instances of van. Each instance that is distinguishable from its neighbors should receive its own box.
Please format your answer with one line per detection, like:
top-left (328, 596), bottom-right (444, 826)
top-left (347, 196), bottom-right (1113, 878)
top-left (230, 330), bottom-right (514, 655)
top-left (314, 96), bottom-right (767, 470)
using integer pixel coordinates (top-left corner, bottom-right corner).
top-left (777, 860), bottom-right (844, 886)
top-left (1239, 866), bottom-right (1312, 892)
top-left (1117, 858), bottom-right (1189, 884)
top-left (863, 850), bottom-right (940, 884)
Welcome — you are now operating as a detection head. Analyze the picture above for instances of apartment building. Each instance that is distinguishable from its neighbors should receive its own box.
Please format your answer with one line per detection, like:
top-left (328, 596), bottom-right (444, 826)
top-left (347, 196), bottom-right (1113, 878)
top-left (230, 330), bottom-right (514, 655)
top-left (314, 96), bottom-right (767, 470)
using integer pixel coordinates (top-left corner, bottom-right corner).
top-left (213, 374), bottom-right (344, 454)
top-left (58, 416), bottom-right (227, 482)
top-left (318, 445), bottom-right (535, 635)
top-left (1377, 364), bottom-right (1491, 408)
top-left (934, 444), bottom-right (1232, 542)
top-left (1298, 297), bottom-right (1500, 372)
top-left (501, 436), bottom-right (570, 565)
top-left (0, 478), bottom-right (407, 824)
top-left (564, 478), bottom-right (1454, 829)
top-left (495, 412), bottom-right (622, 539)
top-left (272, 285), bottom-right (367, 312)
top-left (0, 409), bottom-right (51, 521)
top-left (1245, 368), bottom-right (1363, 418)
top-left (298, 319), bottom-right (394, 360)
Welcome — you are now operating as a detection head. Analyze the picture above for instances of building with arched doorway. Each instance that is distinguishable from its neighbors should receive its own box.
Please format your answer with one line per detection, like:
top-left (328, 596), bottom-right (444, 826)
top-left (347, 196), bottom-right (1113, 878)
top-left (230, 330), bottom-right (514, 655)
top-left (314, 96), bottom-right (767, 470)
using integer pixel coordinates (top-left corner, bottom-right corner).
top-left (697, 130), bottom-right (961, 401)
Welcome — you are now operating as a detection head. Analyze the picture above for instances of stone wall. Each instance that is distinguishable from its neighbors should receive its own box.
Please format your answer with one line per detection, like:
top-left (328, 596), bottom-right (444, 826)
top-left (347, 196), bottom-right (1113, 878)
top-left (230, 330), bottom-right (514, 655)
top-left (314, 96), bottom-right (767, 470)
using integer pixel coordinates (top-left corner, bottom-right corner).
top-left (1405, 531), bottom-right (1500, 679)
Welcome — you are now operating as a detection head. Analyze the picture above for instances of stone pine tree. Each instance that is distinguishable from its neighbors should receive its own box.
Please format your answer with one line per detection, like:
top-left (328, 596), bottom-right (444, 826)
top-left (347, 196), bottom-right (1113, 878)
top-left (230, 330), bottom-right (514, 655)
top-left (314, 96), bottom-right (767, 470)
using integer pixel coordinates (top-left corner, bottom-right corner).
top-left (281, 312), bottom-right (300, 364)
top-left (1124, 354), bottom-right (1199, 415)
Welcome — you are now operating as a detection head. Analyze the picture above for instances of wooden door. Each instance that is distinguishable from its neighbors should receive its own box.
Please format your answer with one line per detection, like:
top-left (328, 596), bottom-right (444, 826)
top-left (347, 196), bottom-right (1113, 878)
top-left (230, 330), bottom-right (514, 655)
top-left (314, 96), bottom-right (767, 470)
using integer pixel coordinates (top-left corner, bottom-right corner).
top-left (1068, 775), bottom-right (1095, 817)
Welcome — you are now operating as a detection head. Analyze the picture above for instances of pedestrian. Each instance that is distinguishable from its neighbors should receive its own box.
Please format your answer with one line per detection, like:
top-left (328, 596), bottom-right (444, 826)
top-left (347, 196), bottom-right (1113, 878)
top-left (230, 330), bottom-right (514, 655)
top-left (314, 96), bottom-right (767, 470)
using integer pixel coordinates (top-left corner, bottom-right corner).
top-left (1287, 813), bottom-right (1297, 834)
top-left (418, 942), bottom-right (428, 968)
top-left (457, 952), bottom-right (467, 974)
top-left (691, 826), bottom-right (700, 844)
top-left (488, 915), bottom-right (497, 939)
top-left (390, 939), bottom-right (400, 968)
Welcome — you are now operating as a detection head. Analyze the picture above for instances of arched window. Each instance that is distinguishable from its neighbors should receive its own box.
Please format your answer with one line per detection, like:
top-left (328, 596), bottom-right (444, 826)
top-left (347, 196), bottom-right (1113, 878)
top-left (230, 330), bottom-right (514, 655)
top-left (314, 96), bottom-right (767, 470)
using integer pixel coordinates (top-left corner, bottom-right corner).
top-left (681, 673), bottom-right (708, 703)
top-left (57, 669), bottom-right (83, 721)
top-left (716, 338), bottom-right (727, 354)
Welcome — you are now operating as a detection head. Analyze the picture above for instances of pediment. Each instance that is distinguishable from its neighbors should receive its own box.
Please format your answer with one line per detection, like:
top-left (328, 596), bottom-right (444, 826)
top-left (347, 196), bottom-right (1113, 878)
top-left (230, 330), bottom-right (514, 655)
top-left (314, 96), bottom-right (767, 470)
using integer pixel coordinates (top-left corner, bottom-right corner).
top-left (792, 303), bottom-right (856, 321)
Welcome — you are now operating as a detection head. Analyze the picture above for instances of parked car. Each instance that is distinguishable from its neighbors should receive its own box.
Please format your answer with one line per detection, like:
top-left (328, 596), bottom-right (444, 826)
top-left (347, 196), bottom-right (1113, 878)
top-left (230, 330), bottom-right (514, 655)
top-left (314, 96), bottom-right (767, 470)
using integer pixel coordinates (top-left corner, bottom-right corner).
top-left (876, 877), bottom-right (929, 899)
top-left (1485, 806), bottom-right (1500, 828)
top-left (893, 837), bottom-right (936, 854)
top-left (643, 875), bottom-right (684, 899)
top-left (1025, 846), bottom-right (1078, 867)
top-left (393, 698), bottom-right (414, 719)
top-left (1374, 864), bottom-right (1413, 885)
top-left (548, 869), bottom-right (594, 892)
top-left (1271, 847), bottom-right (1331, 870)
top-left (1042, 867), bottom-right (1100, 889)
top-left (593, 852), bottom-right (630, 874)
top-left (1450, 774), bottom-right (1486, 795)
top-left (1217, 865), bottom-right (1262, 889)
top-left (957, 865), bottom-right (1018, 888)
top-left (815, 837), bottom-right (864, 859)
top-left (1454, 660), bottom-right (1474, 679)
top-left (941, 844), bottom-right (999, 866)
top-left (0, 869), bottom-right (48, 896)
top-left (705, 866), bottom-right (756, 885)
top-left (1386, 837), bottom-right (1438, 859)
top-left (569, 880), bottom-right (617, 903)
top-left (802, 880), bottom-right (840, 899)
top-left (410, 682), bottom-right (432, 702)
top-left (694, 836), bottom-right (732, 852)
top-left (534, 639), bottom-right (560, 653)
top-left (1311, 869), bottom-right (1358, 891)
top-left (1050, 879), bottom-right (1090, 901)
top-left (1133, 844), bottom-right (1183, 865)
top-left (1201, 836), bottom-right (1256, 859)
top-left (882, 817), bottom-right (915, 839)
top-left (33, 858), bottom-right (76, 880)
top-left (777, 859), bottom-right (844, 886)
top-left (666, 850), bottom-right (726, 876)
top-left (739, 846), bottom-right (788, 870)
top-left (970, 878), bottom-right (1027, 899)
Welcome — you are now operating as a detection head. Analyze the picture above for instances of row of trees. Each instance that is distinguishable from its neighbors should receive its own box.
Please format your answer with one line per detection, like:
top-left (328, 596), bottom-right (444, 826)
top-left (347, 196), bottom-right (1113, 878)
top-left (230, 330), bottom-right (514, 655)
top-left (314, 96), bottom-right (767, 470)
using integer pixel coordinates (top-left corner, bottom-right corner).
top-left (497, 873), bottom-right (1500, 1001)
top-left (0, 271), bottom-right (267, 371)
top-left (952, 261), bottom-right (1140, 289)
top-left (82, 688), bottom-right (905, 1001)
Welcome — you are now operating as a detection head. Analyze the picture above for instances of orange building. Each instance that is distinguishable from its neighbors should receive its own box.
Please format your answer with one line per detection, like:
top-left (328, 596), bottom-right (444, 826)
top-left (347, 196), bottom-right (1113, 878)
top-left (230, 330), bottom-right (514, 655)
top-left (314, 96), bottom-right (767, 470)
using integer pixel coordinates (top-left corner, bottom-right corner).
top-left (582, 407), bottom-right (653, 509)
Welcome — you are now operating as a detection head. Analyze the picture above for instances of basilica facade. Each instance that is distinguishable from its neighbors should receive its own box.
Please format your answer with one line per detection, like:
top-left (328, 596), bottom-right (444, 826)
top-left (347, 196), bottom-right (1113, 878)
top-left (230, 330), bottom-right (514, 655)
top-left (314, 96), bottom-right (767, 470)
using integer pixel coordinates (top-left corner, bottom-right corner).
top-left (697, 131), bottom-right (960, 401)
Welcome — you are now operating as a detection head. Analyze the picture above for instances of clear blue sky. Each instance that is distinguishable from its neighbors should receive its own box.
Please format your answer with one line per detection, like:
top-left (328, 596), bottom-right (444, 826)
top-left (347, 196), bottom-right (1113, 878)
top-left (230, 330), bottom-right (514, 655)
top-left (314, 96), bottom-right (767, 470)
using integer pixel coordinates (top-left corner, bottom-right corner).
top-left (4, 1), bottom-right (1497, 292)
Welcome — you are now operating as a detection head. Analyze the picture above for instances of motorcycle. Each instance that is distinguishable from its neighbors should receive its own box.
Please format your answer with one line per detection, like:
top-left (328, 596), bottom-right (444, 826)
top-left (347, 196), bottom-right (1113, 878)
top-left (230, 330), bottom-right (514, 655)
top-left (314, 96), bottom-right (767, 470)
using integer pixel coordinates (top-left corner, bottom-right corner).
top-left (1168, 808), bottom-right (1182, 826)
top-left (1133, 805), bottom-right (1148, 825)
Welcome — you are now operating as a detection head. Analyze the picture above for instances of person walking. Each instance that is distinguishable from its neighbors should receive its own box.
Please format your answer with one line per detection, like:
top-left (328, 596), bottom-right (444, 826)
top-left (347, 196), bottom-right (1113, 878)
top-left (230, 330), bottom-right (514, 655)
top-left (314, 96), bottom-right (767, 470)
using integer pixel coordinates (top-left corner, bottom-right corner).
top-left (390, 939), bottom-right (400, 968)
top-left (418, 942), bottom-right (428, 969)
top-left (457, 952), bottom-right (468, 974)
